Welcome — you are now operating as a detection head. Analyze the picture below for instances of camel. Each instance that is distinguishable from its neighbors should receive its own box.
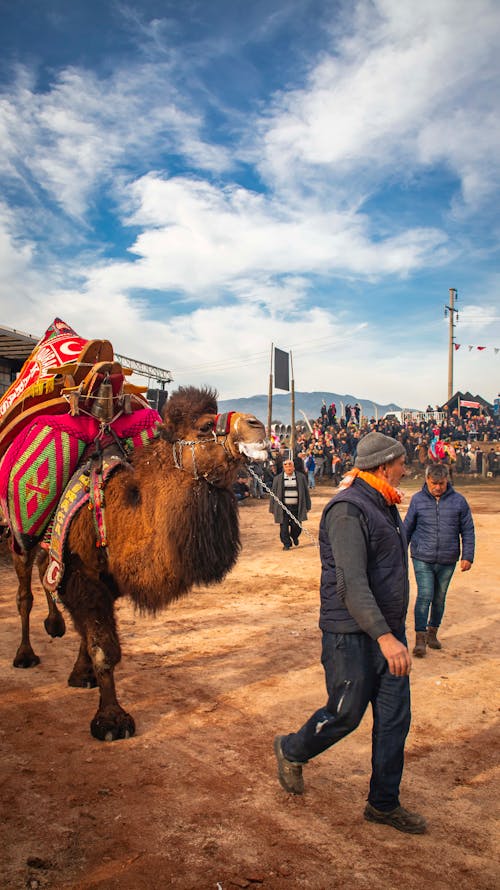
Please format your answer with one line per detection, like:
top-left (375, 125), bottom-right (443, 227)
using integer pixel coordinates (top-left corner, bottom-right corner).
top-left (10, 385), bottom-right (267, 741)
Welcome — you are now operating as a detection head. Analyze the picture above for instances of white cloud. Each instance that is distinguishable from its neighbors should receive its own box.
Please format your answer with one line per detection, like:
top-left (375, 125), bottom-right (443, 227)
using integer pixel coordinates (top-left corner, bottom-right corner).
top-left (85, 172), bottom-right (446, 300)
top-left (0, 62), bottom-right (232, 219)
top-left (0, 204), bottom-right (43, 324)
top-left (258, 0), bottom-right (500, 210)
top-left (457, 304), bottom-right (500, 331)
top-left (0, 0), bottom-right (499, 410)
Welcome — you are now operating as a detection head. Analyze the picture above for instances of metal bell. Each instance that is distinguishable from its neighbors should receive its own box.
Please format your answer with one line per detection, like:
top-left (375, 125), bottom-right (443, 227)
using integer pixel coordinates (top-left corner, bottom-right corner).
top-left (92, 380), bottom-right (114, 422)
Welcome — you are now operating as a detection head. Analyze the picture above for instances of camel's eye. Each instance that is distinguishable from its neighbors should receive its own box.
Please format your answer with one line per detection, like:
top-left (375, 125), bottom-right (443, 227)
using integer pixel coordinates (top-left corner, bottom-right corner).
top-left (199, 419), bottom-right (215, 434)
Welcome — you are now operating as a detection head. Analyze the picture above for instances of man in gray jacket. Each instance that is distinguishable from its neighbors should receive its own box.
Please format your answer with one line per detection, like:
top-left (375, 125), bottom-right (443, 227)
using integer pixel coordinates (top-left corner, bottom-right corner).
top-left (404, 463), bottom-right (475, 657)
top-left (269, 458), bottom-right (311, 550)
top-left (273, 433), bottom-right (426, 834)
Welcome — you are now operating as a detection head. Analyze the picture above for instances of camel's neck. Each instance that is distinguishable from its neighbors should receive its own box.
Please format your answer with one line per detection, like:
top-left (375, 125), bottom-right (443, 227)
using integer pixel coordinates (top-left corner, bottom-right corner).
top-left (104, 439), bottom-right (241, 613)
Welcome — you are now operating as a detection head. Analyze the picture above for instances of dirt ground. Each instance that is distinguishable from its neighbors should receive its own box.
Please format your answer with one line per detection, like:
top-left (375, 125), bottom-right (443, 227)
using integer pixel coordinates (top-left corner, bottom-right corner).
top-left (1, 476), bottom-right (499, 890)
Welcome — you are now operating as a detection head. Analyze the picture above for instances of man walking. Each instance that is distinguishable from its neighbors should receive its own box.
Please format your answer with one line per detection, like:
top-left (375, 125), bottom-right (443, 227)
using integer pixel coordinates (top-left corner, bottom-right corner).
top-left (304, 448), bottom-right (316, 489)
top-left (273, 432), bottom-right (426, 833)
top-left (404, 464), bottom-right (475, 657)
top-left (269, 458), bottom-right (311, 550)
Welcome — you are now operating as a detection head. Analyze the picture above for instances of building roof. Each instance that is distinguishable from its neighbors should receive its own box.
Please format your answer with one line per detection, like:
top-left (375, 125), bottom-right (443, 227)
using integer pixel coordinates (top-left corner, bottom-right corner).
top-left (0, 325), bottom-right (38, 362)
top-left (440, 390), bottom-right (494, 413)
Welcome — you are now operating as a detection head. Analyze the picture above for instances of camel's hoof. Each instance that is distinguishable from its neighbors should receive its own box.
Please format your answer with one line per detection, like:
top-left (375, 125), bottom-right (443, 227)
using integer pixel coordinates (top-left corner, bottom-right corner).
top-left (13, 648), bottom-right (41, 668)
top-left (68, 668), bottom-right (98, 688)
top-left (44, 614), bottom-right (66, 638)
top-left (90, 710), bottom-right (136, 742)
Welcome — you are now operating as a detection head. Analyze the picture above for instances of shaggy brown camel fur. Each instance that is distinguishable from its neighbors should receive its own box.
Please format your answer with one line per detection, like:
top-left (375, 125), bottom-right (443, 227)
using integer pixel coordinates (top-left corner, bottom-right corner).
top-left (10, 385), bottom-right (267, 741)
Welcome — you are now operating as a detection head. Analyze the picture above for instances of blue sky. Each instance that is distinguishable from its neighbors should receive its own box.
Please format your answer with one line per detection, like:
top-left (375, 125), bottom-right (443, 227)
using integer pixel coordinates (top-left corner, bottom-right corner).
top-left (1, 0), bottom-right (499, 408)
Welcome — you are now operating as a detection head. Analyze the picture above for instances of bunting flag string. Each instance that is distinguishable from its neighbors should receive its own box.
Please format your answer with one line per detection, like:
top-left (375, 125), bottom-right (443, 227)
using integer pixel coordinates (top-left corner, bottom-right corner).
top-left (454, 344), bottom-right (498, 351)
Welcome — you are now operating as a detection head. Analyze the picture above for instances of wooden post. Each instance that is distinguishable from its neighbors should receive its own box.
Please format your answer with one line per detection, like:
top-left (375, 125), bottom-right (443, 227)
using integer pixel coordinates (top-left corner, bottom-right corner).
top-left (267, 344), bottom-right (273, 438)
top-left (447, 288), bottom-right (458, 402)
top-left (290, 350), bottom-right (295, 454)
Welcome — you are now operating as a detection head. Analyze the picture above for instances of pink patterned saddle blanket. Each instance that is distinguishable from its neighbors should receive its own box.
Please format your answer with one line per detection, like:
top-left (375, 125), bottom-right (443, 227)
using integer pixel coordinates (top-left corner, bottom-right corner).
top-left (0, 408), bottom-right (161, 552)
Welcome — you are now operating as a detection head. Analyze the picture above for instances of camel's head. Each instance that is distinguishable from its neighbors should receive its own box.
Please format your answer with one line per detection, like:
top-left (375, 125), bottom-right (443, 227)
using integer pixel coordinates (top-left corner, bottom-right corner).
top-left (160, 385), bottom-right (268, 482)
top-left (221, 411), bottom-right (268, 462)
top-left (161, 385), bottom-right (219, 443)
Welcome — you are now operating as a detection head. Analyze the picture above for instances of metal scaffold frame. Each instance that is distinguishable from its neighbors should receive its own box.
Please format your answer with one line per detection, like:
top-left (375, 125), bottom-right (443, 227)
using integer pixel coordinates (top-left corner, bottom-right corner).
top-left (114, 354), bottom-right (172, 384)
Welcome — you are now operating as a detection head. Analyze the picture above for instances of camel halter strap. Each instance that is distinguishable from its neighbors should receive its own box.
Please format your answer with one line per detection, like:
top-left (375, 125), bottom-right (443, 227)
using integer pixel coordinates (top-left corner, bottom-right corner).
top-left (215, 412), bottom-right (235, 435)
top-left (172, 419), bottom-right (234, 480)
top-left (172, 438), bottom-right (208, 480)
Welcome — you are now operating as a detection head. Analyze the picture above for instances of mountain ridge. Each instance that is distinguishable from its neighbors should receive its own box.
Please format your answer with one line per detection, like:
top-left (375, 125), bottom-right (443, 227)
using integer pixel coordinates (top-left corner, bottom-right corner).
top-left (217, 391), bottom-right (402, 425)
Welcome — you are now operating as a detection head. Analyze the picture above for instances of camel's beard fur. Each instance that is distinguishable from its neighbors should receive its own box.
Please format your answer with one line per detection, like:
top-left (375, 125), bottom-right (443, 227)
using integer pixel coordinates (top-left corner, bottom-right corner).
top-left (125, 478), bottom-right (241, 615)
top-left (66, 448), bottom-right (243, 617)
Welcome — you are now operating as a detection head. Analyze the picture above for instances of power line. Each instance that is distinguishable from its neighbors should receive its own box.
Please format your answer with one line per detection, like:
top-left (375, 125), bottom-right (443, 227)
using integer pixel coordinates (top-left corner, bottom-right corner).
top-left (170, 333), bottom-right (352, 376)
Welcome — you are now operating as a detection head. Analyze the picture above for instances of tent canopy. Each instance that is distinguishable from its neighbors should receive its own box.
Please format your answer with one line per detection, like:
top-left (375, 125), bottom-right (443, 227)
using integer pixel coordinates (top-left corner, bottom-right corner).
top-left (440, 391), bottom-right (494, 415)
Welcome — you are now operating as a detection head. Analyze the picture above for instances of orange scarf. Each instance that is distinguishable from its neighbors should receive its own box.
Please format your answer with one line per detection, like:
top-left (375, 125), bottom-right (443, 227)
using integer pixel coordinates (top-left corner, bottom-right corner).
top-left (338, 467), bottom-right (403, 505)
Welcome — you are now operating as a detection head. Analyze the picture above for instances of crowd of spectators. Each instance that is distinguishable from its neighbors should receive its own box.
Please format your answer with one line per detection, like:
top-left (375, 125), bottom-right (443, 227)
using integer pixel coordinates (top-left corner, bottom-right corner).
top-left (235, 402), bottom-right (499, 501)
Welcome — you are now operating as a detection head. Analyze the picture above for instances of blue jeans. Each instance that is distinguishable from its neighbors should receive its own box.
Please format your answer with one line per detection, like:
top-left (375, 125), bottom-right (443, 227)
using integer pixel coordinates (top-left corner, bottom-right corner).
top-left (281, 629), bottom-right (411, 812)
top-left (412, 559), bottom-right (456, 632)
top-left (307, 470), bottom-right (315, 488)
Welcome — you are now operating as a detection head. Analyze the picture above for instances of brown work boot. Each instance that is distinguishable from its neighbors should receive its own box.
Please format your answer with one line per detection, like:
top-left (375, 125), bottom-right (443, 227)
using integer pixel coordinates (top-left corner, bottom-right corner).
top-left (426, 626), bottom-right (442, 649)
top-left (273, 735), bottom-right (304, 794)
top-left (413, 632), bottom-right (427, 657)
top-left (364, 802), bottom-right (427, 834)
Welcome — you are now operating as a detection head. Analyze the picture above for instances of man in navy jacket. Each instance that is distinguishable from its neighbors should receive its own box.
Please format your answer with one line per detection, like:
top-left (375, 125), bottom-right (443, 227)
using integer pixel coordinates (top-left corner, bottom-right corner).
top-left (273, 432), bottom-right (427, 834)
top-left (404, 463), bottom-right (475, 657)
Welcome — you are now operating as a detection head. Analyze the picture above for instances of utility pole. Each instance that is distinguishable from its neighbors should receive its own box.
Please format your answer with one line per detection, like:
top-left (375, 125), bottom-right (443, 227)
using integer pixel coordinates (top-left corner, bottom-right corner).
top-left (444, 288), bottom-right (459, 401)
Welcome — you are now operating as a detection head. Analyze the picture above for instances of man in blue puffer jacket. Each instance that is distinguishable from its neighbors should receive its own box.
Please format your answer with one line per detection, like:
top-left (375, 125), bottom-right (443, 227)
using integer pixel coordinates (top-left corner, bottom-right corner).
top-left (404, 463), bottom-right (475, 657)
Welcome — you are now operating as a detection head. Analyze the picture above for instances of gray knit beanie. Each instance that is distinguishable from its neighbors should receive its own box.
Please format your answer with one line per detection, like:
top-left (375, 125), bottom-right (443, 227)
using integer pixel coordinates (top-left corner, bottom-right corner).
top-left (355, 432), bottom-right (406, 470)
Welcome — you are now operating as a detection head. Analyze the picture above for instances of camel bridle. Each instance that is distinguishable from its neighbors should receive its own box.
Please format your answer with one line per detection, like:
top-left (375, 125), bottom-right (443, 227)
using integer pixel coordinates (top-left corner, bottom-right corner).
top-left (171, 413), bottom-right (239, 482)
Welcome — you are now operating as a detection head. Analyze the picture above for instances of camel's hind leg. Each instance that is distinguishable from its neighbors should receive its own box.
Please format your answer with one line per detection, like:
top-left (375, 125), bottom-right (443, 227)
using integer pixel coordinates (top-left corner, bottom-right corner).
top-left (36, 549), bottom-right (66, 639)
top-left (13, 549), bottom-right (41, 668)
top-left (68, 639), bottom-right (97, 689)
top-left (43, 589), bottom-right (66, 638)
top-left (62, 560), bottom-right (135, 741)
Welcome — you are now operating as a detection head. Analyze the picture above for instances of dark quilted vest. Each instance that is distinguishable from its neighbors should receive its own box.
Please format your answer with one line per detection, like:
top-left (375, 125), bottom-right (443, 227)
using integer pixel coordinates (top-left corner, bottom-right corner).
top-left (319, 479), bottom-right (409, 634)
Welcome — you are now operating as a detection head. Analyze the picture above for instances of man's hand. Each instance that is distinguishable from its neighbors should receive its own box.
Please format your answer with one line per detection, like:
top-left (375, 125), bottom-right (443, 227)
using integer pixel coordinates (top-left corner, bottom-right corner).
top-left (377, 632), bottom-right (412, 676)
top-left (460, 559), bottom-right (472, 572)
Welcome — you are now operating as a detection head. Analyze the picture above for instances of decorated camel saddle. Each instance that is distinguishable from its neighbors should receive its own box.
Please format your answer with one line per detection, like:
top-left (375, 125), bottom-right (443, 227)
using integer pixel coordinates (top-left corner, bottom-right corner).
top-left (428, 427), bottom-right (456, 464)
top-left (0, 319), bottom-right (161, 554)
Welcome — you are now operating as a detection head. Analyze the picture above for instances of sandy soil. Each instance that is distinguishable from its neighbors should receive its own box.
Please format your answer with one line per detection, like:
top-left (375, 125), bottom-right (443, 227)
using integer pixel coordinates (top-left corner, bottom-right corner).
top-left (1, 477), bottom-right (499, 890)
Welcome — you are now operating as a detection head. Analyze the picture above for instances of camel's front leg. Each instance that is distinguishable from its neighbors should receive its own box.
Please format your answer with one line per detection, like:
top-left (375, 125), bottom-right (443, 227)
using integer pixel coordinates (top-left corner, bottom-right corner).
top-left (62, 565), bottom-right (135, 741)
top-left (90, 667), bottom-right (135, 742)
top-left (12, 549), bottom-right (40, 668)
